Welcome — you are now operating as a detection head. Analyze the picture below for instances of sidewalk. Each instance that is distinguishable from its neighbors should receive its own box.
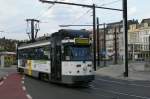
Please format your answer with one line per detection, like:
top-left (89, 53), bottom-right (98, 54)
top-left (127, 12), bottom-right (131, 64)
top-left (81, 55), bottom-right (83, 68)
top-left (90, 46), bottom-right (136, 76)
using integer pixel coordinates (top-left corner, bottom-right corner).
top-left (95, 62), bottom-right (150, 81)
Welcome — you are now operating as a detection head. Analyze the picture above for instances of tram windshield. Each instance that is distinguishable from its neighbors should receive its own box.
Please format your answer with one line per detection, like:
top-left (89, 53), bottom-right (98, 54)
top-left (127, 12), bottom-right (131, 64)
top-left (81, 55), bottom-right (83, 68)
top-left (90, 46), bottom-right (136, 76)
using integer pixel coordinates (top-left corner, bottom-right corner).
top-left (70, 46), bottom-right (91, 61)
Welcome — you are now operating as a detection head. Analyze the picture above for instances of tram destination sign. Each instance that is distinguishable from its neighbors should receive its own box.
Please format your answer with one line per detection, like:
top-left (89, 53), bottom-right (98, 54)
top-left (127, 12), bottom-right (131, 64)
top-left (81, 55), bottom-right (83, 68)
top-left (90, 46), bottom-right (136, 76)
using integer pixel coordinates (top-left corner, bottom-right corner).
top-left (75, 38), bottom-right (89, 45)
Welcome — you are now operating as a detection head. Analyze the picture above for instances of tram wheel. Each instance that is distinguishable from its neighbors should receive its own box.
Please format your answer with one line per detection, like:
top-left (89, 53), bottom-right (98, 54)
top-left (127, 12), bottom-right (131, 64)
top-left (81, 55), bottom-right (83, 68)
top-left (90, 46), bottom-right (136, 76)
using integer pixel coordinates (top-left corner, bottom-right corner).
top-left (39, 73), bottom-right (49, 81)
top-left (18, 68), bottom-right (24, 75)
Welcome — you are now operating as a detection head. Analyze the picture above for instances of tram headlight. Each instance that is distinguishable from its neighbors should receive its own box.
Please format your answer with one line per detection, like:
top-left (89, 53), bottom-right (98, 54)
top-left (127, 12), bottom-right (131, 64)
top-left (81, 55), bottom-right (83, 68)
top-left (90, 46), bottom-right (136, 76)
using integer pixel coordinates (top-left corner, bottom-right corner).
top-left (88, 64), bottom-right (92, 67)
top-left (69, 71), bottom-right (72, 74)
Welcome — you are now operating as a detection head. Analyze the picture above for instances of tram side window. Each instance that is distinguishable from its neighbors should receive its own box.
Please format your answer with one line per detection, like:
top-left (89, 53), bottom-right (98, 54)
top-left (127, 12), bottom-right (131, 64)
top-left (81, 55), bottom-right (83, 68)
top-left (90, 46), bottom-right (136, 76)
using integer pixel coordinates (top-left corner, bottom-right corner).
top-left (34, 46), bottom-right (50, 60)
top-left (18, 50), bottom-right (28, 59)
top-left (18, 45), bottom-right (50, 60)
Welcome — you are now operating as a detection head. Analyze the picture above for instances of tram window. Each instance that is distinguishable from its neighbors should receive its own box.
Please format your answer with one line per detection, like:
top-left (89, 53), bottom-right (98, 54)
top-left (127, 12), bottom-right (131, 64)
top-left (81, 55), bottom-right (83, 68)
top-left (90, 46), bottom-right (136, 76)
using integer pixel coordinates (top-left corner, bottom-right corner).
top-left (18, 50), bottom-right (28, 59)
top-left (34, 46), bottom-right (50, 60)
top-left (44, 45), bottom-right (50, 59)
top-left (18, 45), bottom-right (50, 60)
top-left (70, 46), bottom-right (91, 61)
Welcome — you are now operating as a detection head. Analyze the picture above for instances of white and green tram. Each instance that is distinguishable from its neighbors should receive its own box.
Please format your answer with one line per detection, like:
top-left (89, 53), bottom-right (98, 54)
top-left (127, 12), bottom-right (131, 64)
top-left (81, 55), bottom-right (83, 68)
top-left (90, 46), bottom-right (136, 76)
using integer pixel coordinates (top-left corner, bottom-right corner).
top-left (17, 29), bottom-right (95, 85)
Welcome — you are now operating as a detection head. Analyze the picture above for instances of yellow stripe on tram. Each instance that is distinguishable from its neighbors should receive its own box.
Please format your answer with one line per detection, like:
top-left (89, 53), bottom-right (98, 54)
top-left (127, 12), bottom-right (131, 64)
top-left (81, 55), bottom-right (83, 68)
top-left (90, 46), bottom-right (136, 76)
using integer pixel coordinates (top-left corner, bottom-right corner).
top-left (28, 60), bottom-right (32, 76)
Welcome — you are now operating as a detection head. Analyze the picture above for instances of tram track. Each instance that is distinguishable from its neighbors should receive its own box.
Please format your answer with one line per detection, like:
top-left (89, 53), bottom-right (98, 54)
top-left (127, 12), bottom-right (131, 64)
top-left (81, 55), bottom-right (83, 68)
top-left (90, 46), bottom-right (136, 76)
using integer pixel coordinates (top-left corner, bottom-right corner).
top-left (88, 77), bottom-right (150, 99)
top-left (72, 86), bottom-right (116, 99)
top-left (95, 78), bottom-right (150, 88)
top-left (24, 76), bottom-right (118, 99)
top-left (89, 84), bottom-right (150, 99)
top-left (24, 75), bottom-right (150, 99)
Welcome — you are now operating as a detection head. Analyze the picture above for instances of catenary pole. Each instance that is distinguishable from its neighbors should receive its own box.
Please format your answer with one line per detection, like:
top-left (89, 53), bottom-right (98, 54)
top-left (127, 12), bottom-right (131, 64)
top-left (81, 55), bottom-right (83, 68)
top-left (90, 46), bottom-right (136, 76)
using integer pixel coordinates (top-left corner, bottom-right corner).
top-left (123, 0), bottom-right (128, 77)
top-left (97, 18), bottom-right (100, 67)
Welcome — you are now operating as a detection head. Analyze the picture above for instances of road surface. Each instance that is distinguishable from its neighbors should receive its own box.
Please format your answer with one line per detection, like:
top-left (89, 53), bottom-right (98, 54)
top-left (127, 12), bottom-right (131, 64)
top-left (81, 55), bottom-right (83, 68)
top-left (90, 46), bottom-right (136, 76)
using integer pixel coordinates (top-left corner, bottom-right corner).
top-left (0, 67), bottom-right (150, 99)
top-left (24, 75), bottom-right (150, 99)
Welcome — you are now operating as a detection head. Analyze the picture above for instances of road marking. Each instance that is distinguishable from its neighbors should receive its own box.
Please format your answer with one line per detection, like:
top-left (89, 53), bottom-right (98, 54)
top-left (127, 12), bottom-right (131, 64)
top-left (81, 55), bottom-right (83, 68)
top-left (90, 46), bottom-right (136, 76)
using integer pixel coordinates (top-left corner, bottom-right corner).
top-left (3, 77), bottom-right (7, 80)
top-left (22, 76), bottom-right (25, 80)
top-left (22, 86), bottom-right (26, 91)
top-left (0, 81), bottom-right (4, 86)
top-left (96, 78), bottom-right (150, 88)
top-left (26, 94), bottom-right (32, 99)
top-left (90, 85), bottom-right (150, 99)
top-left (21, 81), bottom-right (24, 84)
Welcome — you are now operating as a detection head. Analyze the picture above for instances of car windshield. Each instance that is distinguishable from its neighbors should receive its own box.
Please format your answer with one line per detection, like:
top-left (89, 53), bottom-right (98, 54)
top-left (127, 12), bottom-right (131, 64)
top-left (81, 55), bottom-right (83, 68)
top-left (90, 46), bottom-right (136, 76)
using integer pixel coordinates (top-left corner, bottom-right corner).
top-left (70, 46), bottom-right (91, 61)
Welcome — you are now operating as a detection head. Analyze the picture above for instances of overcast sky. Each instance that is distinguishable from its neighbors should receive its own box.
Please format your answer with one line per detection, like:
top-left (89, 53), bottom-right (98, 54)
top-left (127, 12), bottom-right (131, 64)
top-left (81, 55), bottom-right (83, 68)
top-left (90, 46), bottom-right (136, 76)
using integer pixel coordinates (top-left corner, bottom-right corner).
top-left (0, 0), bottom-right (149, 40)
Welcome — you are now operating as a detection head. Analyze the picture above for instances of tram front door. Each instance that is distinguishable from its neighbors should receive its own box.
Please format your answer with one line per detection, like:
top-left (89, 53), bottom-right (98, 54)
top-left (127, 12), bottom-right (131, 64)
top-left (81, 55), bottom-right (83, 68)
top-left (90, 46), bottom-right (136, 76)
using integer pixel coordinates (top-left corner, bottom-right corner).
top-left (51, 45), bottom-right (62, 81)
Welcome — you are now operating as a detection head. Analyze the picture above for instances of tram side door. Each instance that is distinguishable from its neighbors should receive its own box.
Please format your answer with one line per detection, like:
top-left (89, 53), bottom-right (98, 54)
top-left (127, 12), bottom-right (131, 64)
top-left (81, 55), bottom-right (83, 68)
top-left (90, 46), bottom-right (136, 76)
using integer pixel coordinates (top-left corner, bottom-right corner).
top-left (51, 45), bottom-right (61, 81)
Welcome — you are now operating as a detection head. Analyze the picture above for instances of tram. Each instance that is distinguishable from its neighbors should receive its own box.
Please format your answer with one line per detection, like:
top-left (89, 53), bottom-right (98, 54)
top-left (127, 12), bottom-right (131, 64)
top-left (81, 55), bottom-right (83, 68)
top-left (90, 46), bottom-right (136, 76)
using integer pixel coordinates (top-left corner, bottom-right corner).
top-left (17, 29), bottom-right (95, 85)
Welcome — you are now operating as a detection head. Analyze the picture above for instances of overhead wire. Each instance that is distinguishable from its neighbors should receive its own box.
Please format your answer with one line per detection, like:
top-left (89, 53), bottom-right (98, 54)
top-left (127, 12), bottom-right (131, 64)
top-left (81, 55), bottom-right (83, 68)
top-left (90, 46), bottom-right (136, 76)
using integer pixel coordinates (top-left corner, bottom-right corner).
top-left (70, 8), bottom-right (92, 25)
top-left (36, 4), bottom-right (55, 20)
top-left (91, 0), bottom-right (95, 4)
top-left (99, 0), bottom-right (121, 6)
top-left (40, 8), bottom-right (92, 25)
top-left (38, 0), bottom-right (122, 27)
top-left (64, 0), bottom-right (121, 26)
top-left (36, 0), bottom-right (59, 20)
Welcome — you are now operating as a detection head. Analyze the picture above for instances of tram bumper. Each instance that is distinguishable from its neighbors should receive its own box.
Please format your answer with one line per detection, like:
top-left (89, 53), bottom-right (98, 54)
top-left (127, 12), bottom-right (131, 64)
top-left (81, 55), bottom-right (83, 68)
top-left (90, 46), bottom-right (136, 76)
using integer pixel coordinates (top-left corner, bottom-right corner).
top-left (62, 75), bottom-right (95, 84)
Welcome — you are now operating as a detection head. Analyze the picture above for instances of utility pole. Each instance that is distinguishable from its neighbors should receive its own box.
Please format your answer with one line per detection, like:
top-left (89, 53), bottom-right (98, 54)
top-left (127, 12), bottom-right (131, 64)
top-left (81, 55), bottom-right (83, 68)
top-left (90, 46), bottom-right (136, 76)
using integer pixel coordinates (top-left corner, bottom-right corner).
top-left (149, 35), bottom-right (150, 63)
top-left (114, 27), bottom-right (118, 64)
top-left (93, 4), bottom-right (96, 70)
top-left (123, 0), bottom-right (128, 77)
top-left (26, 19), bottom-right (40, 42)
top-left (97, 18), bottom-right (100, 67)
top-left (103, 23), bottom-right (106, 66)
top-left (132, 43), bottom-right (135, 61)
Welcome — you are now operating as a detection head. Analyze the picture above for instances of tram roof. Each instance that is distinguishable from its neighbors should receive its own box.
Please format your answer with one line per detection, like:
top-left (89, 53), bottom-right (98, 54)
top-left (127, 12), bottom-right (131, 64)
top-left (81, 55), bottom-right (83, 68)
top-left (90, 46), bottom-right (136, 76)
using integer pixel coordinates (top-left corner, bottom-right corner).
top-left (18, 29), bottom-right (90, 49)
top-left (18, 40), bottom-right (50, 50)
top-left (51, 29), bottom-right (91, 39)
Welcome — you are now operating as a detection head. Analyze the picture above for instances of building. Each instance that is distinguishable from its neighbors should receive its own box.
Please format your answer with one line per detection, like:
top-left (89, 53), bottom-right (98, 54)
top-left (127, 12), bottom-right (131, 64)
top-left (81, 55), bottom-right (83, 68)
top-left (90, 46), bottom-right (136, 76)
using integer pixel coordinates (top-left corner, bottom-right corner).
top-left (0, 52), bottom-right (16, 68)
top-left (95, 19), bottom-right (142, 63)
top-left (106, 21), bottom-right (123, 62)
top-left (128, 18), bottom-right (150, 60)
top-left (90, 18), bottom-right (150, 63)
top-left (106, 19), bottom-right (150, 61)
top-left (103, 20), bottom-right (138, 62)
top-left (128, 21), bottom-right (141, 60)
top-left (139, 18), bottom-right (150, 60)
